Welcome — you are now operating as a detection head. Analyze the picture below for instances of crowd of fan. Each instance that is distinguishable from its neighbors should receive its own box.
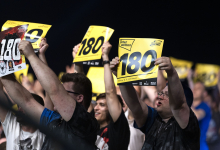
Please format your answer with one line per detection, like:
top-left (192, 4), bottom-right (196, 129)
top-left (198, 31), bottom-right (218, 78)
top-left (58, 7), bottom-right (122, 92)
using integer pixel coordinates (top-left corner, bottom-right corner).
top-left (0, 38), bottom-right (220, 150)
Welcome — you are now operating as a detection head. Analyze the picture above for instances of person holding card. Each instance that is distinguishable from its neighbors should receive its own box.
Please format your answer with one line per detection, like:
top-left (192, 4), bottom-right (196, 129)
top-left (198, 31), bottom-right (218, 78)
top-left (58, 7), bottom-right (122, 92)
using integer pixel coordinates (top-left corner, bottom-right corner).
top-left (94, 42), bottom-right (130, 150)
top-left (110, 56), bottom-right (200, 149)
top-left (0, 39), bottom-right (99, 150)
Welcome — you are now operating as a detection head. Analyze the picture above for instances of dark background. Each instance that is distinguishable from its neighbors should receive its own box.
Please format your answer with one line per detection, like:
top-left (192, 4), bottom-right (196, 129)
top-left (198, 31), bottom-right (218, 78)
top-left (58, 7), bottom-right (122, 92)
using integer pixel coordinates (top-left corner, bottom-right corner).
top-left (0, 0), bottom-right (219, 76)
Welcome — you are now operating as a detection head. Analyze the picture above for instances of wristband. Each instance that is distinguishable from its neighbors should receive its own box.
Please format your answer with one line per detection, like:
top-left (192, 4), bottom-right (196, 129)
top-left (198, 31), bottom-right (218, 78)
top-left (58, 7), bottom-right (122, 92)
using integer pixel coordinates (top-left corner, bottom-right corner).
top-left (102, 60), bottom-right (110, 65)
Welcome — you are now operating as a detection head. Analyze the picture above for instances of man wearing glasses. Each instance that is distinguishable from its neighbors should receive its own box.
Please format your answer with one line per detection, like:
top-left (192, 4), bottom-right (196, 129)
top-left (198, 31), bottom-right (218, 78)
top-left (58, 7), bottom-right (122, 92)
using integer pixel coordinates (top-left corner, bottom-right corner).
top-left (0, 39), bottom-right (99, 150)
top-left (110, 57), bottom-right (200, 150)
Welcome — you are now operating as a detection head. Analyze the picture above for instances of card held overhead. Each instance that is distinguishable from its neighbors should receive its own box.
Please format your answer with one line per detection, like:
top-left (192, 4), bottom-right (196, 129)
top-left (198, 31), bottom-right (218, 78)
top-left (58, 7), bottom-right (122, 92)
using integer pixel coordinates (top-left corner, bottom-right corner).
top-left (195, 63), bottom-right (220, 87)
top-left (2, 20), bottom-right (51, 52)
top-left (163, 57), bottom-right (193, 79)
top-left (117, 38), bottom-right (164, 86)
top-left (73, 26), bottom-right (114, 65)
top-left (0, 25), bottom-right (28, 77)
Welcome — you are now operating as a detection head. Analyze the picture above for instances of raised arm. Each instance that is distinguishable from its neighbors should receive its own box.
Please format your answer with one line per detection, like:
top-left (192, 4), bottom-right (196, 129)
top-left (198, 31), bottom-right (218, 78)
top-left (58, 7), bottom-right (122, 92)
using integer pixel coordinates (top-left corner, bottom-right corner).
top-left (72, 43), bottom-right (84, 74)
top-left (155, 57), bottom-right (190, 129)
top-left (37, 38), bottom-right (54, 110)
top-left (110, 57), bottom-right (148, 127)
top-left (0, 80), bottom-right (8, 122)
top-left (157, 69), bottom-right (167, 92)
top-left (187, 69), bottom-right (194, 90)
top-left (18, 41), bottom-right (76, 121)
top-left (0, 75), bottom-right (44, 123)
top-left (102, 42), bottom-right (122, 122)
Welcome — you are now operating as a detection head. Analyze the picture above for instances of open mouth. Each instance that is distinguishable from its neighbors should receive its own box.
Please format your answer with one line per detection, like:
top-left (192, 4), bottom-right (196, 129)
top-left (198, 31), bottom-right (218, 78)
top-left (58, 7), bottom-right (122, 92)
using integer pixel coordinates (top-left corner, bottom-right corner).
top-left (95, 112), bottom-right (100, 117)
top-left (157, 101), bottom-right (162, 106)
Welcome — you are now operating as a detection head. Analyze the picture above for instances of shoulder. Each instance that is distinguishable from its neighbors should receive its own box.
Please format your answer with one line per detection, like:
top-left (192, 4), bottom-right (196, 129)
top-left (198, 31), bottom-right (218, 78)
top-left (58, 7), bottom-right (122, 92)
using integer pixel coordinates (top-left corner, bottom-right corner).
top-left (69, 103), bottom-right (99, 134)
top-left (40, 108), bottom-right (61, 126)
top-left (2, 111), bottom-right (17, 125)
top-left (134, 105), bottom-right (157, 134)
top-left (108, 109), bottom-right (129, 131)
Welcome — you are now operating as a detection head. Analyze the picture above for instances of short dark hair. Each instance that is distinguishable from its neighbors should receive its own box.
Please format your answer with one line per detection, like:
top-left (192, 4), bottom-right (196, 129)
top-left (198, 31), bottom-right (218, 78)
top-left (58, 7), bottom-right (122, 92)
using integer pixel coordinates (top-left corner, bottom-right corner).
top-left (31, 93), bottom-right (44, 106)
top-left (61, 73), bottom-right (92, 110)
top-left (96, 93), bottom-right (124, 107)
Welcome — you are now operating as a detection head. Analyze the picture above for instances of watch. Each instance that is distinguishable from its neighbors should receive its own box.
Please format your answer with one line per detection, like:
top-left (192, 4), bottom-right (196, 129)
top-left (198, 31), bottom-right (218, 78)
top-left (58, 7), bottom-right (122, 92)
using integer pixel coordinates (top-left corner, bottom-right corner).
top-left (102, 60), bottom-right (110, 65)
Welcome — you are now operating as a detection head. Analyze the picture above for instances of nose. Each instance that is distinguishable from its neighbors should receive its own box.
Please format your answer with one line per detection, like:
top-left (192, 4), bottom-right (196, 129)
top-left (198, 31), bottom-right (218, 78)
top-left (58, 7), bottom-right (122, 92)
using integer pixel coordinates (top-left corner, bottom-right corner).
top-left (94, 104), bottom-right (99, 111)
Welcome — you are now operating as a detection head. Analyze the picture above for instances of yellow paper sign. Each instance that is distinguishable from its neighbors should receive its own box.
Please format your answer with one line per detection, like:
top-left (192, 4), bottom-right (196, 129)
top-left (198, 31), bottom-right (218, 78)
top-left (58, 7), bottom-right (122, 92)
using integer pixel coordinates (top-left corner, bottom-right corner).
top-left (27, 73), bottom-right (34, 83)
top-left (14, 64), bottom-right (29, 83)
top-left (58, 72), bottom-right (65, 82)
top-left (117, 38), bottom-right (164, 86)
top-left (87, 67), bottom-right (117, 94)
top-left (2, 20), bottom-right (51, 52)
top-left (73, 26), bottom-right (114, 65)
top-left (163, 57), bottom-right (193, 79)
top-left (195, 63), bottom-right (220, 87)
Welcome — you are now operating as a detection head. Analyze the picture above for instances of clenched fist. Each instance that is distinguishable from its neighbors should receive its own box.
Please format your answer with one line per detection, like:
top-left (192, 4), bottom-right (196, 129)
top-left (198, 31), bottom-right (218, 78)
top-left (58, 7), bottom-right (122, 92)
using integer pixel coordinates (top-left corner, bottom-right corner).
top-left (102, 41), bottom-right (112, 60)
top-left (110, 57), bottom-right (119, 76)
top-left (154, 57), bottom-right (175, 76)
top-left (72, 43), bottom-right (80, 59)
top-left (18, 41), bottom-right (35, 58)
top-left (39, 38), bottom-right (49, 54)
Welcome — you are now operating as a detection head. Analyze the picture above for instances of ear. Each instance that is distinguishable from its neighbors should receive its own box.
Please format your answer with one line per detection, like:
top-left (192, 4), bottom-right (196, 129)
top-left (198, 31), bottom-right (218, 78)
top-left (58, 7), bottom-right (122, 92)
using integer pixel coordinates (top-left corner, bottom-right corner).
top-left (76, 94), bottom-right (84, 103)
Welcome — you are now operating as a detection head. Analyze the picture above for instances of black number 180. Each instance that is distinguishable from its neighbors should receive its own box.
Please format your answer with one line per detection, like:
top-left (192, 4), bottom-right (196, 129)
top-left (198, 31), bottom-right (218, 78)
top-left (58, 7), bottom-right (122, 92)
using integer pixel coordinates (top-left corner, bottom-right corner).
top-left (78, 36), bottom-right (104, 56)
top-left (120, 50), bottom-right (157, 75)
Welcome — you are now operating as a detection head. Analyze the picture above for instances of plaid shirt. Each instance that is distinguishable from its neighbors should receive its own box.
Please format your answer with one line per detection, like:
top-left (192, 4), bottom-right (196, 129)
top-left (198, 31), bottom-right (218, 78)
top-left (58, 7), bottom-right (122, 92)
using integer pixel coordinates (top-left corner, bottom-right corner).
top-left (134, 106), bottom-right (200, 150)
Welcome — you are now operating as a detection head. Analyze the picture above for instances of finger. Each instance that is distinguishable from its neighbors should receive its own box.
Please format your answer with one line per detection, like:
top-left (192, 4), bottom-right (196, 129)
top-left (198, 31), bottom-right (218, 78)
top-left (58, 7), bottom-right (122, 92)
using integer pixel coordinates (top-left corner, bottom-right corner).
top-left (111, 58), bottom-right (118, 63)
top-left (154, 58), bottom-right (163, 65)
top-left (159, 66), bottom-right (169, 70)
top-left (158, 63), bottom-right (168, 68)
top-left (110, 63), bottom-right (117, 68)
top-left (110, 60), bottom-right (119, 65)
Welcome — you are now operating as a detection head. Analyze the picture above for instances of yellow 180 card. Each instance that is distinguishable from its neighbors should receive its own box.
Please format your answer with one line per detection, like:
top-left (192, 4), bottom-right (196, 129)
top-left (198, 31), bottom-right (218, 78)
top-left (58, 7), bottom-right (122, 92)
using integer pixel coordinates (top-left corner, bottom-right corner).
top-left (163, 57), bottom-right (193, 79)
top-left (194, 63), bottom-right (220, 87)
top-left (73, 25), bottom-right (114, 65)
top-left (117, 38), bottom-right (164, 86)
top-left (2, 20), bottom-right (51, 52)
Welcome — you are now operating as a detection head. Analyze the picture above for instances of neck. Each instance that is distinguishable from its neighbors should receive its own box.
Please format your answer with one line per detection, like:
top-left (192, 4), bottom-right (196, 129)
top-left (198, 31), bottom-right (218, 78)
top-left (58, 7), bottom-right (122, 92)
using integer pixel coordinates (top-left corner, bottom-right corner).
top-left (192, 99), bottom-right (202, 107)
top-left (21, 124), bottom-right (37, 133)
top-left (158, 113), bottom-right (172, 123)
top-left (99, 121), bottom-right (109, 129)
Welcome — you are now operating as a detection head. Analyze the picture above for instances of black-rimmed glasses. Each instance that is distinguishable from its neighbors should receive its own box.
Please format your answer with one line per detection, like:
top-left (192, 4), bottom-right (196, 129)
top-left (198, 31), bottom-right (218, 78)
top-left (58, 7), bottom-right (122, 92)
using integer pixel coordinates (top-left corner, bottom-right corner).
top-left (157, 92), bottom-right (169, 99)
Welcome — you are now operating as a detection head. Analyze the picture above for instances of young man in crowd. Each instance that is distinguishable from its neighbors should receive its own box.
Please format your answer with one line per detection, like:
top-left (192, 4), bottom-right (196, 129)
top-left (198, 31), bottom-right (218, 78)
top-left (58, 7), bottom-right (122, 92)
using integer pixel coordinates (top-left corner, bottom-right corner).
top-left (72, 43), bottom-right (130, 149)
top-left (93, 41), bottom-right (130, 150)
top-left (0, 39), bottom-right (99, 150)
top-left (191, 82), bottom-right (211, 150)
top-left (0, 80), bottom-right (45, 150)
top-left (110, 56), bottom-right (200, 149)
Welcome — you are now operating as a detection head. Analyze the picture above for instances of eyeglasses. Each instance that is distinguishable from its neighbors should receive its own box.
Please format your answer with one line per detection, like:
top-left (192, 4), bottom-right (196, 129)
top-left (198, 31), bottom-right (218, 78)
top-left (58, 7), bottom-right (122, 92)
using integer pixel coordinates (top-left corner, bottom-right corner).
top-left (157, 92), bottom-right (169, 98)
top-left (66, 90), bottom-right (80, 95)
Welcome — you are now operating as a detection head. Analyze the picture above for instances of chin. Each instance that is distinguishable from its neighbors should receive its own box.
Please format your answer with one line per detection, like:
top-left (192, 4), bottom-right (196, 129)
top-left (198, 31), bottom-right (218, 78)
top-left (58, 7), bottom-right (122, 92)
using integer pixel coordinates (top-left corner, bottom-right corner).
top-left (155, 107), bottom-right (162, 113)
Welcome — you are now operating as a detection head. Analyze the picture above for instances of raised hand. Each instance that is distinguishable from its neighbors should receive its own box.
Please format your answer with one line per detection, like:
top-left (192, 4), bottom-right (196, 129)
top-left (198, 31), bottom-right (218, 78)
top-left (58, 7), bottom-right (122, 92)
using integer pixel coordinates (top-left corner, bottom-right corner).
top-left (101, 41), bottom-right (112, 60)
top-left (154, 57), bottom-right (175, 76)
top-left (110, 57), bottom-right (119, 76)
top-left (66, 64), bottom-right (75, 73)
top-left (72, 43), bottom-right (80, 59)
top-left (18, 41), bottom-right (35, 58)
top-left (39, 38), bottom-right (49, 54)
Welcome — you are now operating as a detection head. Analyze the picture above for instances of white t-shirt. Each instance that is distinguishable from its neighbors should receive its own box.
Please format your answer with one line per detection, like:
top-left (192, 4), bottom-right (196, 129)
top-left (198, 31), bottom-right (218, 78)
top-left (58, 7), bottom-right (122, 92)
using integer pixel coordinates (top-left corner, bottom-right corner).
top-left (125, 110), bottom-right (145, 150)
top-left (1, 111), bottom-right (45, 150)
